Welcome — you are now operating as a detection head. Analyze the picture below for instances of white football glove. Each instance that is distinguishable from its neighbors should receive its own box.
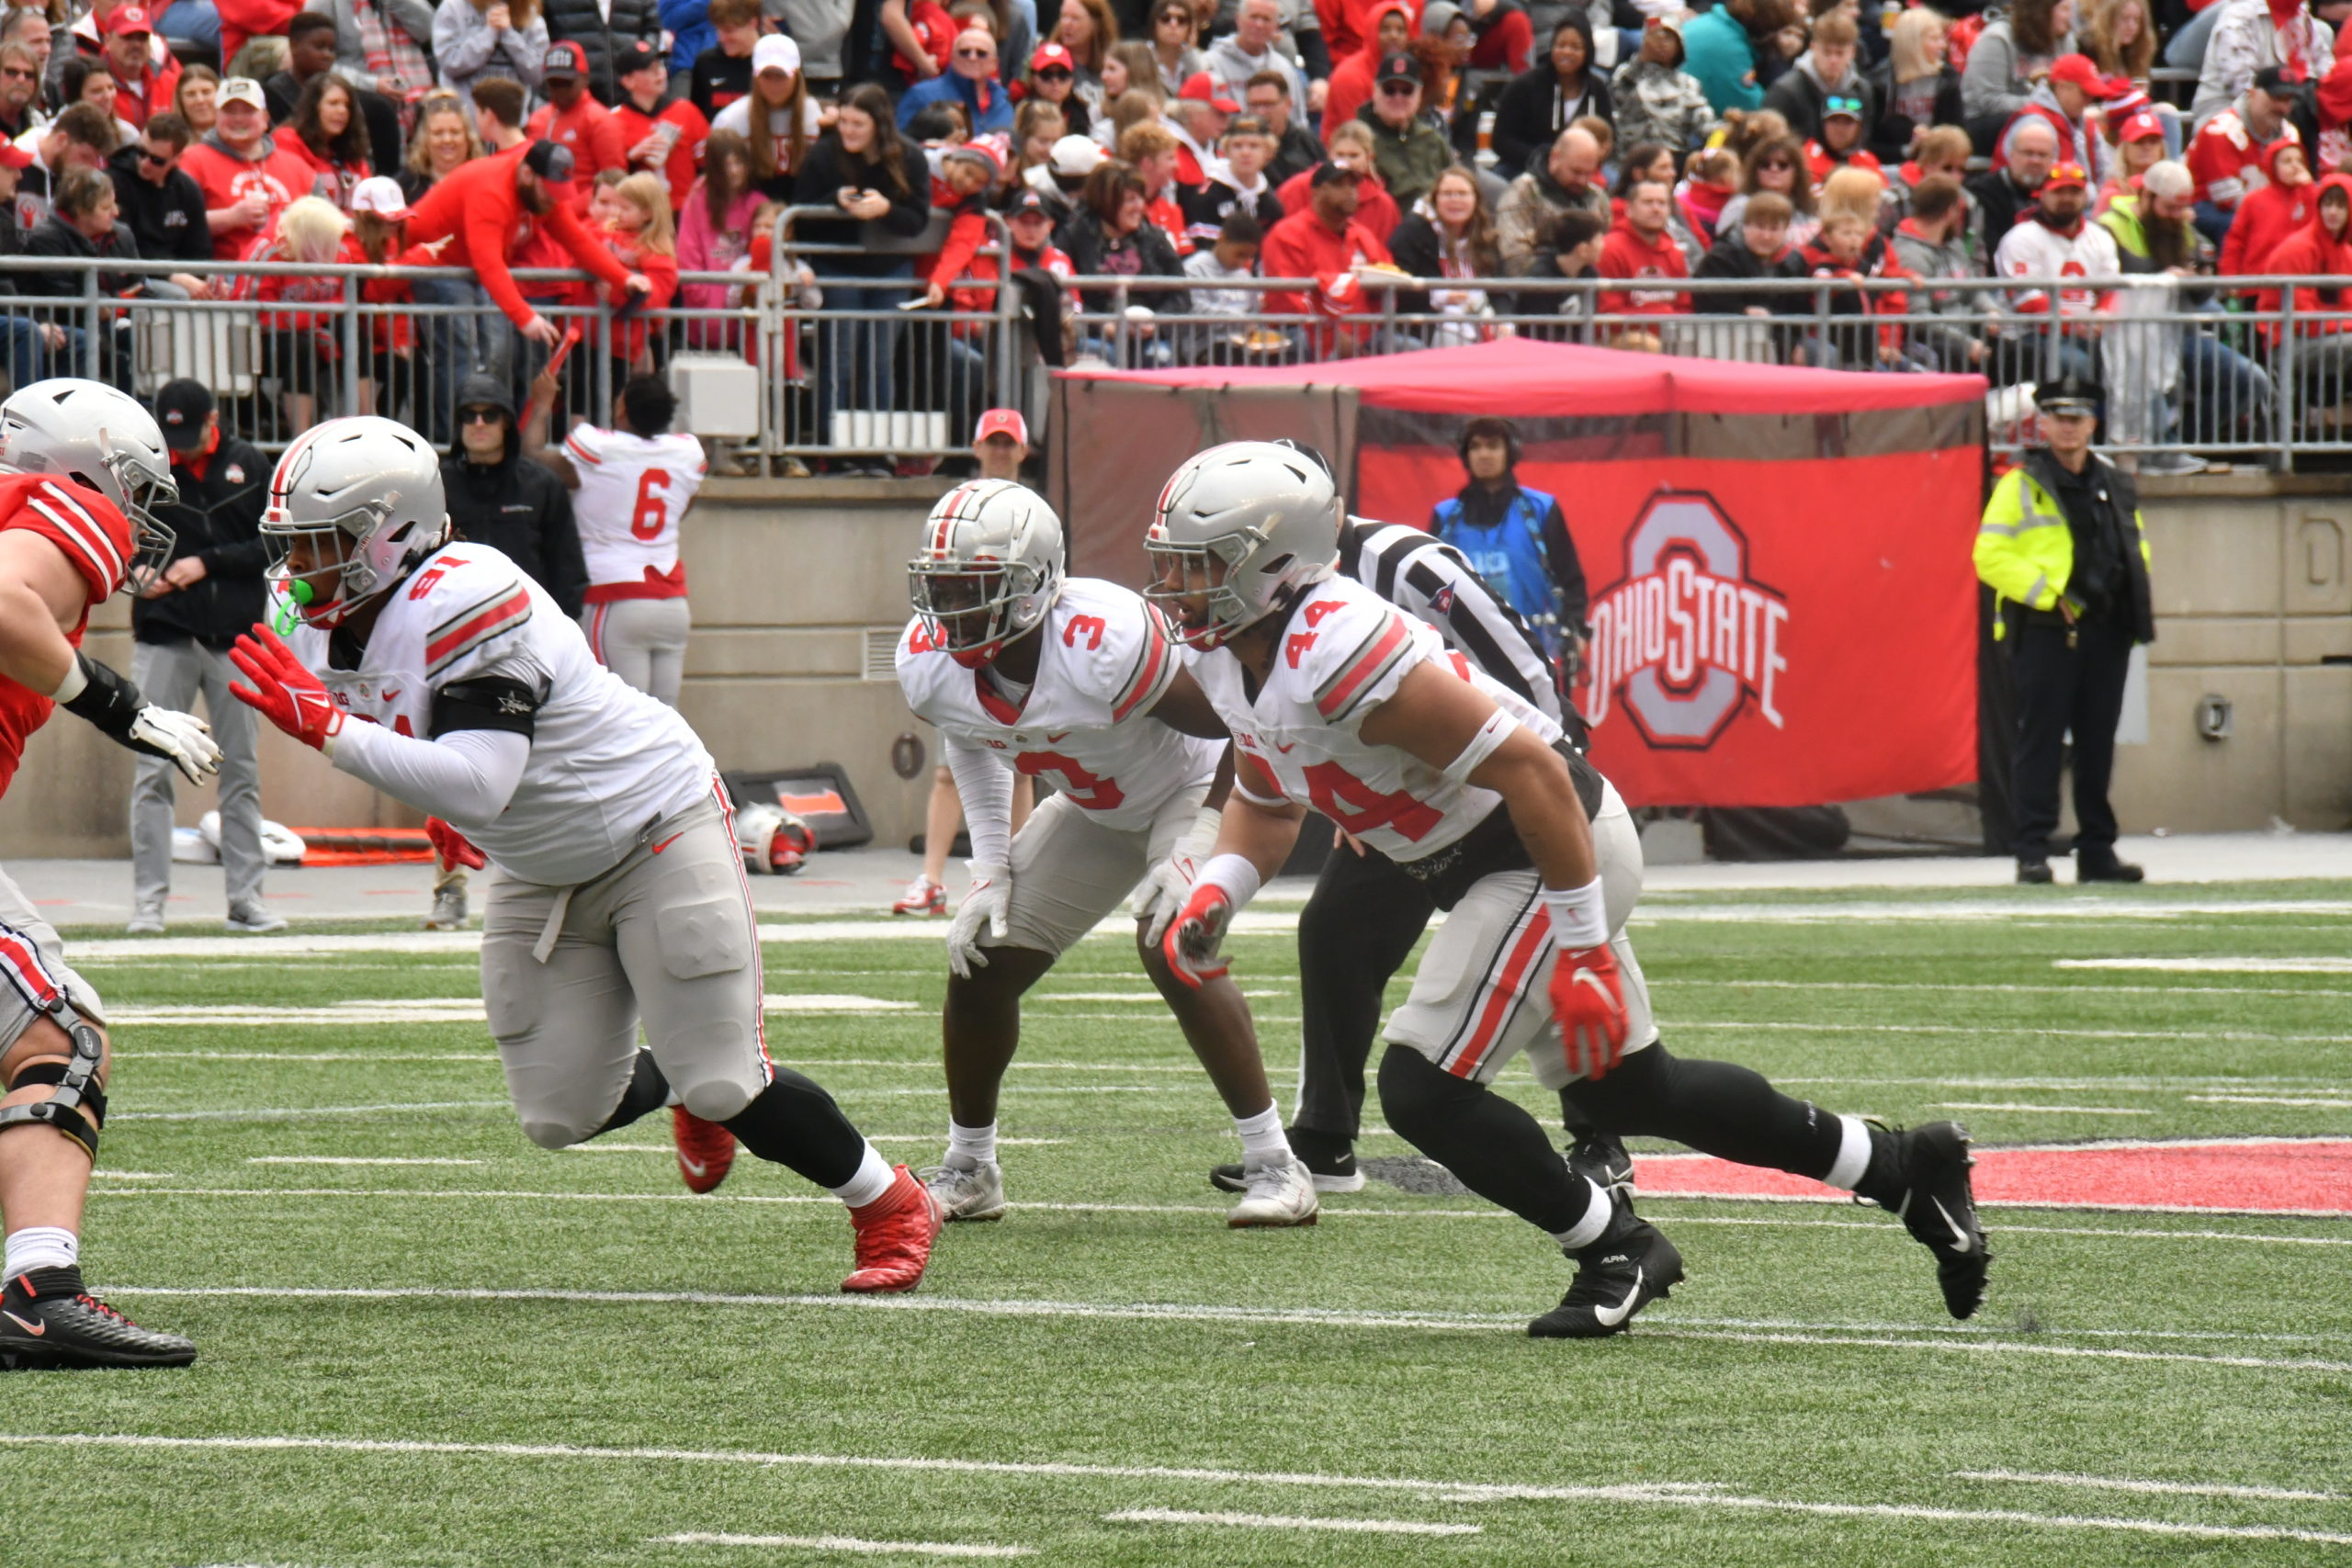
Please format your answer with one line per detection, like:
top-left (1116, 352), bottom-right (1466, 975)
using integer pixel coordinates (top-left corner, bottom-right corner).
top-left (945, 859), bottom-right (1012, 979)
top-left (130, 705), bottom-right (222, 784)
top-left (1132, 805), bottom-right (1223, 949)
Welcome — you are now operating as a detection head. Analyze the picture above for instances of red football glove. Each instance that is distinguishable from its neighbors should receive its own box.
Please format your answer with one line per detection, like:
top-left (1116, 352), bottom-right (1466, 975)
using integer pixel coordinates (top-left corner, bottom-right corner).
top-left (425, 817), bottom-right (486, 874)
top-left (1160, 881), bottom-right (1236, 990)
top-left (228, 624), bottom-right (345, 751)
top-left (1553, 942), bottom-right (1630, 1081)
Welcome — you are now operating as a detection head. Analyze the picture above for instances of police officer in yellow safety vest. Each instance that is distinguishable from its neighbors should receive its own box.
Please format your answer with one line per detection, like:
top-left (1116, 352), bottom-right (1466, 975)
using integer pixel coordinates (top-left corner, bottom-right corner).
top-left (1975, 375), bottom-right (2155, 886)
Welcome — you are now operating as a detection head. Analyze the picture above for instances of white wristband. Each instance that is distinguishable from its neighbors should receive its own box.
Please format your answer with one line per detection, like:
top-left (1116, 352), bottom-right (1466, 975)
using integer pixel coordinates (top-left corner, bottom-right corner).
top-left (46, 656), bottom-right (86, 705)
top-left (1177, 804), bottom-right (1221, 862)
top-left (1543, 876), bottom-right (1609, 951)
top-left (1440, 707), bottom-right (1519, 785)
top-left (1197, 852), bottom-right (1261, 913)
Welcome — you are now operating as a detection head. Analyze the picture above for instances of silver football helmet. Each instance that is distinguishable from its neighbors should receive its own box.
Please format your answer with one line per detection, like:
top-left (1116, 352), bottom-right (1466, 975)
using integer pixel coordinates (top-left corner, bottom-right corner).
top-left (263, 417), bottom-right (448, 628)
top-left (1144, 440), bottom-right (1340, 649)
top-left (735, 801), bottom-right (815, 874)
top-left (908, 479), bottom-right (1065, 669)
top-left (0, 378), bottom-right (178, 588)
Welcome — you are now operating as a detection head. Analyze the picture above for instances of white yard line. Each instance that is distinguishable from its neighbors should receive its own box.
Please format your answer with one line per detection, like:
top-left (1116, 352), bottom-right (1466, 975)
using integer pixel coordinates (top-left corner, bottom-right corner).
top-left (1955, 1470), bottom-right (2346, 1503)
top-left (1931, 1103), bottom-right (2154, 1116)
top-left (653, 1533), bottom-right (1032, 1557)
top-left (2058, 956), bottom-right (2352, 974)
top-left (111, 1101), bottom-right (512, 1122)
top-left (6, 1435), bottom-right (2347, 1550)
top-left (248, 1156), bottom-right (484, 1167)
top-left (84, 1284), bottom-right (2352, 1373)
top-left (1668, 978), bottom-right (2352, 999)
top-left (2188, 1095), bottom-right (2352, 1110)
top-left (1662, 1213), bottom-right (2352, 1248)
top-left (1677, 1021), bottom-right (2338, 1044)
top-left (1103, 1508), bottom-right (1478, 1536)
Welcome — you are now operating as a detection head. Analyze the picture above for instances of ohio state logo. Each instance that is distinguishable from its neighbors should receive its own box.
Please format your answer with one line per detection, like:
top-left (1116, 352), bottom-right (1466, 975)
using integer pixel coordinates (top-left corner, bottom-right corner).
top-left (1585, 491), bottom-right (1790, 748)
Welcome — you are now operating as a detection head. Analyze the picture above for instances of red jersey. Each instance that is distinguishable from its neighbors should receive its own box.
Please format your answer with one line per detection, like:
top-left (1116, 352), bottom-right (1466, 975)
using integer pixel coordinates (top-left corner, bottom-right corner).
top-left (180, 135), bottom-right (322, 259)
top-left (405, 143), bottom-right (636, 327)
top-left (611, 99), bottom-right (710, 210)
top-left (527, 96), bottom-right (630, 196)
top-left (1597, 220), bottom-right (1691, 316)
top-left (0, 474), bottom-right (134, 794)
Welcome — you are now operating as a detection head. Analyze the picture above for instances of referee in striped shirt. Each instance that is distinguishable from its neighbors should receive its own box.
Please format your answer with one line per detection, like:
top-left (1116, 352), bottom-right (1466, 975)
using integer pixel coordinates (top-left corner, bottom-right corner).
top-left (1212, 515), bottom-right (1629, 1197)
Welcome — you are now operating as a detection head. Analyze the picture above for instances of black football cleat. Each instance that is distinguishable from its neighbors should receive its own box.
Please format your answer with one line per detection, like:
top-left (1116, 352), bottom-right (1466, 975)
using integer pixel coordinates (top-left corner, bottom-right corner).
top-left (2076, 852), bottom-right (2145, 884)
top-left (0, 1268), bottom-right (197, 1370)
top-left (1858, 1121), bottom-right (1991, 1321)
top-left (2016, 858), bottom-right (2054, 885)
top-left (1566, 1131), bottom-right (1635, 1195)
top-left (1529, 1198), bottom-right (1684, 1339)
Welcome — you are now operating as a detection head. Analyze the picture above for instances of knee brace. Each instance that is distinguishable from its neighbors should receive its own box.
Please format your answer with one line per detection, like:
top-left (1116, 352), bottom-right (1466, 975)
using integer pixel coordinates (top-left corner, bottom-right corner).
top-left (0, 924), bottom-right (106, 1160)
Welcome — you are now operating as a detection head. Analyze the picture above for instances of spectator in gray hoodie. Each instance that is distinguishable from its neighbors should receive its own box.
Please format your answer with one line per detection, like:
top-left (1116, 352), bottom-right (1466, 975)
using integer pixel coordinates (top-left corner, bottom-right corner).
top-left (1960, 0), bottom-right (2075, 148)
top-left (1762, 11), bottom-right (1876, 142)
top-left (432, 0), bottom-right (549, 111)
top-left (1200, 0), bottom-right (1307, 117)
top-left (1610, 17), bottom-right (1716, 153)
top-left (1888, 173), bottom-right (1994, 371)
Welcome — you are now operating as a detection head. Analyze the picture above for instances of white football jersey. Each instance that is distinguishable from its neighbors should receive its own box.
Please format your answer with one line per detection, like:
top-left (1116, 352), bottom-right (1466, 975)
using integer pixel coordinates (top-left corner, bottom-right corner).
top-left (291, 543), bottom-right (715, 886)
top-left (564, 425), bottom-right (708, 592)
top-left (897, 576), bottom-right (1219, 833)
top-left (1191, 573), bottom-right (1563, 864)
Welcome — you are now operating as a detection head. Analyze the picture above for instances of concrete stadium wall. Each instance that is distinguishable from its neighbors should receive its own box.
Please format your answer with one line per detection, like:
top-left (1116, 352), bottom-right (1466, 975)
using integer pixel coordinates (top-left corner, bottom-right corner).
top-left (2, 471), bottom-right (2345, 863)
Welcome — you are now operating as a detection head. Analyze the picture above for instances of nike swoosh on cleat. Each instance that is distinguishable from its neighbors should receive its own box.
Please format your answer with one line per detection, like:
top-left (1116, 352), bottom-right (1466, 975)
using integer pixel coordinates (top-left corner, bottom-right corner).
top-left (1931, 1196), bottom-right (1975, 1252)
top-left (681, 1158), bottom-right (707, 1179)
top-left (2, 1310), bottom-right (44, 1337)
top-left (1593, 1269), bottom-right (1644, 1328)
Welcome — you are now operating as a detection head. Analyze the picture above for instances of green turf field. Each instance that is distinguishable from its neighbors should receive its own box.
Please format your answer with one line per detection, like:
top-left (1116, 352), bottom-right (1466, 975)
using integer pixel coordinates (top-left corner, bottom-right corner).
top-left (28, 881), bottom-right (2352, 1567)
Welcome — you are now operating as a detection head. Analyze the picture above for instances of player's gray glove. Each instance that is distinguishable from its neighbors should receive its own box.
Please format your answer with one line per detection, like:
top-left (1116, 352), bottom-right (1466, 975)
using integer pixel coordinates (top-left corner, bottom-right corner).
top-left (945, 860), bottom-right (1011, 979)
top-left (1132, 805), bottom-right (1223, 949)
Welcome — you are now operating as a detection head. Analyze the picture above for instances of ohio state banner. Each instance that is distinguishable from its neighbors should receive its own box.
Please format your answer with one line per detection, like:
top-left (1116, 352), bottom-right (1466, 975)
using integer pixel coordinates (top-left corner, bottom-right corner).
top-left (1353, 448), bottom-right (1983, 808)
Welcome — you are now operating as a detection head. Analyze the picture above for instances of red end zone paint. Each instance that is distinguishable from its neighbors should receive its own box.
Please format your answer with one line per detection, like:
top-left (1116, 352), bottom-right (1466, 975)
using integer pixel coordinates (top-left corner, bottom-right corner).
top-left (1631, 1139), bottom-right (2352, 1218)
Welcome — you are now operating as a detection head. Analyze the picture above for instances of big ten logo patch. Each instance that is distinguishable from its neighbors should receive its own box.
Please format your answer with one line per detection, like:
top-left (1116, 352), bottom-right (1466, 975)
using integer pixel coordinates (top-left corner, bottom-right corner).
top-left (1585, 492), bottom-right (1791, 749)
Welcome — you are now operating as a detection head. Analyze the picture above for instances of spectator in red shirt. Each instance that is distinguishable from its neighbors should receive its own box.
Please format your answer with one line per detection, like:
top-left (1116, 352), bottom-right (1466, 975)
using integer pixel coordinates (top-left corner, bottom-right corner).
top-left (1261, 159), bottom-right (1396, 355)
top-left (240, 195), bottom-right (356, 434)
top-left (285, 73), bottom-right (372, 209)
top-left (596, 172), bottom-right (680, 370)
top-left (2256, 175), bottom-right (2352, 399)
top-left (179, 76), bottom-right (320, 260)
top-left (611, 41), bottom-right (709, 211)
top-left (1597, 175), bottom-right (1690, 321)
top-left (526, 44), bottom-right (627, 196)
top-left (99, 6), bottom-right (175, 131)
top-left (2186, 63), bottom-right (2301, 244)
top-left (1275, 118), bottom-right (1399, 242)
top-left (2219, 137), bottom-right (2313, 277)
top-left (1116, 118), bottom-right (1197, 254)
top-left (348, 175), bottom-right (417, 416)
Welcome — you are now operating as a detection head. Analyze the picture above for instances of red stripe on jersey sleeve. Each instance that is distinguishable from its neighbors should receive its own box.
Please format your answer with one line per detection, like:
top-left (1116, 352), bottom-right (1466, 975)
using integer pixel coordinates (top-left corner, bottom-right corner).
top-left (1109, 613), bottom-right (1170, 723)
top-left (564, 432), bottom-right (602, 464)
top-left (1315, 614), bottom-right (1410, 721)
top-left (424, 587), bottom-right (532, 667)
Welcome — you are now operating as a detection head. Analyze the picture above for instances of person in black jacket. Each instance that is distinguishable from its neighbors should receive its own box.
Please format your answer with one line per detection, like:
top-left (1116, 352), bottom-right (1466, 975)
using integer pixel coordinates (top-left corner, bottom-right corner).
top-left (444, 371), bottom-right (589, 617)
top-left (107, 111), bottom-right (211, 272)
top-left (265, 14), bottom-right (405, 175)
top-left (18, 166), bottom-right (155, 388)
top-left (541, 0), bottom-right (662, 105)
top-left (1693, 188), bottom-right (1805, 359)
top-left (126, 380), bottom-right (278, 935)
top-left (1489, 14), bottom-right (1611, 179)
top-left (792, 82), bottom-right (936, 468)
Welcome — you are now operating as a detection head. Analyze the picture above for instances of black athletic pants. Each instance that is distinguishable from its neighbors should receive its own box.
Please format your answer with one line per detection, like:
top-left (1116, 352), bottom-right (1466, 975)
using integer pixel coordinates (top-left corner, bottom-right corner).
top-left (2007, 615), bottom-right (2135, 861)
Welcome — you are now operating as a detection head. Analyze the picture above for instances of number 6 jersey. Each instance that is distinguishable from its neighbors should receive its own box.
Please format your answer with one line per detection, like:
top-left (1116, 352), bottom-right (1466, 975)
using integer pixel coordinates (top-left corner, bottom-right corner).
top-left (896, 577), bottom-right (1220, 831)
top-left (566, 423), bottom-right (708, 602)
top-left (1192, 574), bottom-right (1564, 865)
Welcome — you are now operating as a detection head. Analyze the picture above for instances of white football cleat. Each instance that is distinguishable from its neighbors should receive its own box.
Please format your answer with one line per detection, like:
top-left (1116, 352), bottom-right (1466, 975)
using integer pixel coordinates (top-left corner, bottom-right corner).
top-left (1227, 1157), bottom-right (1319, 1228)
top-left (922, 1159), bottom-right (1008, 1222)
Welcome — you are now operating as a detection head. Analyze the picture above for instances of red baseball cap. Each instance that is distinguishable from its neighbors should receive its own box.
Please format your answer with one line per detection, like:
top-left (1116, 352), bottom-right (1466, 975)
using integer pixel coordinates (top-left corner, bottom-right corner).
top-left (103, 5), bottom-right (153, 35)
top-left (2042, 161), bottom-right (2090, 190)
top-left (974, 408), bottom-right (1029, 446)
top-left (2047, 53), bottom-right (2124, 97)
top-left (2116, 107), bottom-right (2164, 142)
top-left (0, 142), bottom-right (29, 171)
top-left (1178, 71), bottom-right (1240, 113)
top-left (1030, 40), bottom-right (1075, 73)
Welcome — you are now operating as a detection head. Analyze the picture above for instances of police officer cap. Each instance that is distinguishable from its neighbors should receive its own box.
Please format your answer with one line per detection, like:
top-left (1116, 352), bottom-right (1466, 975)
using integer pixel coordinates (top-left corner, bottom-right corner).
top-left (2033, 374), bottom-right (2100, 417)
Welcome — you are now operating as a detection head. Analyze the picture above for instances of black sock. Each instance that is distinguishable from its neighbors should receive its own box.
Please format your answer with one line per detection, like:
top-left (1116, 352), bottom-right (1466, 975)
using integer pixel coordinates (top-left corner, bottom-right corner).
top-left (722, 1066), bottom-right (868, 1190)
top-left (1564, 1044), bottom-right (1845, 1180)
top-left (1378, 1044), bottom-right (1597, 1235)
top-left (590, 1051), bottom-right (671, 1139)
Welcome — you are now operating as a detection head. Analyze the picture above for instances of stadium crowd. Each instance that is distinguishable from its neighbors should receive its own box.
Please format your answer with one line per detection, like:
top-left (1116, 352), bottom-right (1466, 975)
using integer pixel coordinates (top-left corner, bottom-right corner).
top-left (0, 0), bottom-right (2344, 463)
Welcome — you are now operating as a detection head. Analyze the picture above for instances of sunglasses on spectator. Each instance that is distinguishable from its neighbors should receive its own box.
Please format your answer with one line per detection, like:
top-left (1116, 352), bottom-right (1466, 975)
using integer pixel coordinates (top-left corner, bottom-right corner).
top-left (1035, 65), bottom-right (1071, 78)
top-left (1379, 80), bottom-right (1416, 94)
top-left (458, 407), bottom-right (505, 424)
top-left (956, 45), bottom-right (994, 57)
top-left (0, 66), bottom-right (32, 80)
top-left (1759, 158), bottom-right (1792, 169)
top-left (136, 145), bottom-right (172, 164)
top-left (1157, 10), bottom-right (1188, 22)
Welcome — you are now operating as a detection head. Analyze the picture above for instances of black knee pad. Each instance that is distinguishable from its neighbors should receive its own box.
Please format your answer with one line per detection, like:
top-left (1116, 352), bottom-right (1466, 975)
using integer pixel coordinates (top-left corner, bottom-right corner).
top-left (2, 1054), bottom-right (106, 1158)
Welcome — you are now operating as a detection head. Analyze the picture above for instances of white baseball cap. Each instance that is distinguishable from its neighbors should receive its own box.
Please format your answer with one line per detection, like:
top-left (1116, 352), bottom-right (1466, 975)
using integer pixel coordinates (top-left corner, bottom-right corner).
top-left (219, 75), bottom-right (266, 110)
top-left (350, 175), bottom-right (412, 220)
top-left (752, 33), bottom-right (801, 74)
top-left (1049, 133), bottom-right (1104, 177)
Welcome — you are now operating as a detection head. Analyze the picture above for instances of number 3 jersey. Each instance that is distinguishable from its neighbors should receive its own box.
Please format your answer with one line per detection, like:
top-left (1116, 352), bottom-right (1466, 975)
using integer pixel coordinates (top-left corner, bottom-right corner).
top-left (289, 543), bottom-right (717, 886)
top-left (1192, 573), bottom-right (1564, 865)
top-left (564, 425), bottom-right (708, 602)
top-left (896, 577), bottom-right (1220, 832)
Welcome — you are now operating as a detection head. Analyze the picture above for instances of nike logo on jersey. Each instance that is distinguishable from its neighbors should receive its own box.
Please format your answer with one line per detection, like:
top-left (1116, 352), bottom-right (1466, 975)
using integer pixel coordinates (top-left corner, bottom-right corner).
top-left (1046, 732), bottom-right (1070, 743)
top-left (2, 1309), bottom-right (44, 1337)
top-left (1272, 740), bottom-right (1296, 753)
top-left (380, 689), bottom-right (401, 701)
top-left (650, 832), bottom-right (685, 854)
top-left (1592, 1268), bottom-right (1643, 1328)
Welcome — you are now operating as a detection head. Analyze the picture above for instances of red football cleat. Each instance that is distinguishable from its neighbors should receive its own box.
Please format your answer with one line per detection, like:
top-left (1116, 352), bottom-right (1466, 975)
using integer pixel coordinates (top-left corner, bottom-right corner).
top-left (673, 1105), bottom-right (738, 1194)
top-left (842, 1165), bottom-right (944, 1293)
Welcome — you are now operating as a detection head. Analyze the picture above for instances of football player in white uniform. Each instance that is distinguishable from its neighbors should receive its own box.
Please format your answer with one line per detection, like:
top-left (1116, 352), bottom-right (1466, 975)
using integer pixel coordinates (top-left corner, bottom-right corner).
top-left (1148, 443), bottom-right (1990, 1335)
top-left (527, 370), bottom-right (707, 706)
top-left (898, 479), bottom-right (1318, 1228)
top-left (229, 417), bottom-right (941, 1294)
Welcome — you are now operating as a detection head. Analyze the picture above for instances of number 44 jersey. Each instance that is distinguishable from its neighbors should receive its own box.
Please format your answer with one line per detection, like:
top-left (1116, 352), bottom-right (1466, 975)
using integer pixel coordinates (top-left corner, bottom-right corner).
top-left (1192, 573), bottom-right (1565, 865)
top-left (897, 577), bottom-right (1220, 830)
top-left (565, 425), bottom-right (708, 598)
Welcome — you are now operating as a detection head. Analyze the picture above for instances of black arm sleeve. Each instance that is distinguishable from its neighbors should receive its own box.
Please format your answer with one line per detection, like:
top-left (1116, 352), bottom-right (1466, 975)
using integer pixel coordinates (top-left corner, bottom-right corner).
top-left (58, 652), bottom-right (144, 739)
top-left (1543, 499), bottom-right (1589, 633)
top-left (430, 675), bottom-right (543, 739)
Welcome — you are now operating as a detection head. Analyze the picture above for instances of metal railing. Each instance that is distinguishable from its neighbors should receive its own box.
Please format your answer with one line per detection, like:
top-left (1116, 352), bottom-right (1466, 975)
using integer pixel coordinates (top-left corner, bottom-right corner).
top-left (5, 252), bottom-right (2347, 470)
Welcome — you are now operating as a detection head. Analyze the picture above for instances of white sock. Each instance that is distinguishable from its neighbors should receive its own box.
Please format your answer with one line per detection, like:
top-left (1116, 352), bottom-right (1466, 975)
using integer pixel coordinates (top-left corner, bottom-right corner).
top-left (1549, 1178), bottom-right (1617, 1253)
top-left (1823, 1114), bottom-right (1874, 1192)
top-left (830, 1142), bottom-right (899, 1209)
top-left (944, 1119), bottom-right (997, 1170)
top-left (1234, 1103), bottom-right (1291, 1168)
top-left (4, 1225), bottom-right (78, 1283)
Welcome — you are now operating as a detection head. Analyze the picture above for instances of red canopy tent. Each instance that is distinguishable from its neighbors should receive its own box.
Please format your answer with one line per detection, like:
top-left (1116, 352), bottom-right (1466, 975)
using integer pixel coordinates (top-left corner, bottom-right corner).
top-left (1049, 339), bottom-right (1988, 811)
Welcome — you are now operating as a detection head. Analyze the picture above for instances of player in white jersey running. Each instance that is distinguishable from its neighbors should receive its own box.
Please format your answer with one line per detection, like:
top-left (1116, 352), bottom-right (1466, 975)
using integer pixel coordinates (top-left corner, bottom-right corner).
top-left (898, 479), bottom-right (1318, 1228)
top-left (228, 416), bottom-right (941, 1294)
top-left (526, 370), bottom-right (707, 705)
top-left (1148, 442), bottom-right (1990, 1335)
